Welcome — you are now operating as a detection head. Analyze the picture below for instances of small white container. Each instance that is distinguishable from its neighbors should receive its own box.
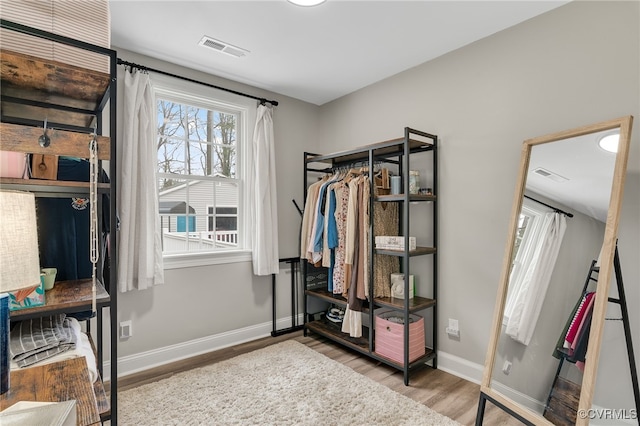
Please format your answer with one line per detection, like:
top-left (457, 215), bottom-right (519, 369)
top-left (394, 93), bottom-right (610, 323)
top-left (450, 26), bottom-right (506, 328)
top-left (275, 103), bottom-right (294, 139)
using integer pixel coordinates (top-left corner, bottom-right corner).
top-left (390, 176), bottom-right (401, 194)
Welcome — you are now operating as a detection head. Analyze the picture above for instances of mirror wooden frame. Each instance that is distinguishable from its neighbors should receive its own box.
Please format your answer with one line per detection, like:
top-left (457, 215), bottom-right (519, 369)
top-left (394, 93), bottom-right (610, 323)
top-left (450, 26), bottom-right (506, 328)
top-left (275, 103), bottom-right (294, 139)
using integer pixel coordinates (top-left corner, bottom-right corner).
top-left (477, 115), bottom-right (634, 426)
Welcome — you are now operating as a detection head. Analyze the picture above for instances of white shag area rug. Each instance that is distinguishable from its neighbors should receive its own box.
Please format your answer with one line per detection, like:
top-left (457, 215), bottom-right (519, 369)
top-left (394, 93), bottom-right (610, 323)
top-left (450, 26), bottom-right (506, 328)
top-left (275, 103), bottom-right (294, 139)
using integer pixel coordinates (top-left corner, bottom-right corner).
top-left (118, 340), bottom-right (461, 426)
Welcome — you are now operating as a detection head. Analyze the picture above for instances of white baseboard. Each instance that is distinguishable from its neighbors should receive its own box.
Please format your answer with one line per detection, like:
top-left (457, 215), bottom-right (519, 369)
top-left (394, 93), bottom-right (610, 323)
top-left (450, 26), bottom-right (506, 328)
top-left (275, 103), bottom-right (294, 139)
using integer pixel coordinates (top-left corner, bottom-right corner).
top-left (103, 316), bottom-right (302, 381)
top-left (436, 350), bottom-right (484, 385)
top-left (437, 350), bottom-right (542, 413)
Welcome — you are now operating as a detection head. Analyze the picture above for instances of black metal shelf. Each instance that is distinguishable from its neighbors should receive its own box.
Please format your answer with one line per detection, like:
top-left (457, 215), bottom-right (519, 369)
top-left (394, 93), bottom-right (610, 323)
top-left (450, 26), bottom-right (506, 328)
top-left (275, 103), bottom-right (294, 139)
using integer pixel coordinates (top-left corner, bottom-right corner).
top-left (305, 319), bottom-right (436, 371)
top-left (0, 18), bottom-right (118, 424)
top-left (303, 127), bottom-right (438, 386)
top-left (306, 288), bottom-right (435, 314)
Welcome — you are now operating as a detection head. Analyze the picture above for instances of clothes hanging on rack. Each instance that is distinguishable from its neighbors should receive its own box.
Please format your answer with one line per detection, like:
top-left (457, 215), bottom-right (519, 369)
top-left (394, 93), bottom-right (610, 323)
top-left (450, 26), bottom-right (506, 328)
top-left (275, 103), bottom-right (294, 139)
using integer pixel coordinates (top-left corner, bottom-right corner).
top-left (553, 291), bottom-right (595, 370)
top-left (301, 168), bottom-right (399, 337)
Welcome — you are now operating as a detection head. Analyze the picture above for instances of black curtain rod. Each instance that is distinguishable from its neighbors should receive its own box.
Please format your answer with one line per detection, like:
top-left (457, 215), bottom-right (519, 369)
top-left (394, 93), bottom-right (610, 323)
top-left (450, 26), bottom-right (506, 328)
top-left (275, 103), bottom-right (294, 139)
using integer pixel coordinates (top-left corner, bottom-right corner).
top-left (117, 58), bottom-right (279, 107)
top-left (524, 195), bottom-right (574, 218)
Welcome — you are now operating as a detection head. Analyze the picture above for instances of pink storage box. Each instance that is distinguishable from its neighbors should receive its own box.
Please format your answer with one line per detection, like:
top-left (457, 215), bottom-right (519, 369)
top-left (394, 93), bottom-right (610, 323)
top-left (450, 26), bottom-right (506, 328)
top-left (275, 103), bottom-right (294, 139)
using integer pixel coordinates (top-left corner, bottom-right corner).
top-left (0, 151), bottom-right (29, 179)
top-left (374, 309), bottom-right (425, 364)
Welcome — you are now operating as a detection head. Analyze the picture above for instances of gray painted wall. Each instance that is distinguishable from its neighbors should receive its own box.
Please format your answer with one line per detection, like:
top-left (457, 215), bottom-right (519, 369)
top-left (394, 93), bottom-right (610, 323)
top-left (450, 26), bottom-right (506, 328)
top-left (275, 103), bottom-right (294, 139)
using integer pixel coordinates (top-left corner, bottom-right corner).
top-left (113, 48), bottom-right (320, 357)
top-left (316, 0), bottom-right (639, 411)
top-left (112, 0), bottom-right (638, 413)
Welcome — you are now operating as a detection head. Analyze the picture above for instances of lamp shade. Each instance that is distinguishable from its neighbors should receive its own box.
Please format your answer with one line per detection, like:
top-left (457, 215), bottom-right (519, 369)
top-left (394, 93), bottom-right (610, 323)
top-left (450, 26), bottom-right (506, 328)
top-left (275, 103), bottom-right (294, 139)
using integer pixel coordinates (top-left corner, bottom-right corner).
top-left (0, 190), bottom-right (41, 293)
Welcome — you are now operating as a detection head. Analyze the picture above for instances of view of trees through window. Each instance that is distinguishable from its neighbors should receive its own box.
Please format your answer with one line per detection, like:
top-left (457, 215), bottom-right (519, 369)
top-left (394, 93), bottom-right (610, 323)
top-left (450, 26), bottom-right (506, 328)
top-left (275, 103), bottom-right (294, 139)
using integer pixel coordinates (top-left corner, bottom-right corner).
top-left (157, 98), bottom-right (241, 254)
top-left (157, 100), bottom-right (237, 188)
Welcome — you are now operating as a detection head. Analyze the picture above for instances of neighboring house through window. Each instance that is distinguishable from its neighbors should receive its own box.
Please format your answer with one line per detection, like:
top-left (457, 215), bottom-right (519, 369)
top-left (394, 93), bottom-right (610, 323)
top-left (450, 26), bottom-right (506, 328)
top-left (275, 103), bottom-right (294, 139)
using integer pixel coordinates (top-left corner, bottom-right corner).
top-left (152, 74), bottom-right (254, 267)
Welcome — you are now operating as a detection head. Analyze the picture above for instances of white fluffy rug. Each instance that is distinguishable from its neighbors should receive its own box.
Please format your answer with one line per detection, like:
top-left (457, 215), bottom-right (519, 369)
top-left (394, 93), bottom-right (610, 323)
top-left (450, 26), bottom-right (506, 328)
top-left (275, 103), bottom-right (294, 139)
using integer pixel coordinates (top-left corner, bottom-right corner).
top-left (118, 340), bottom-right (461, 425)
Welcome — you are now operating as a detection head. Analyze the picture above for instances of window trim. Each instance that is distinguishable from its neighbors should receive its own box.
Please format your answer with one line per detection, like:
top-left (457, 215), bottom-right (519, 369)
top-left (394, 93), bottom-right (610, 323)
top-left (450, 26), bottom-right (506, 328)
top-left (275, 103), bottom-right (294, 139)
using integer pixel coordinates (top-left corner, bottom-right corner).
top-left (151, 72), bottom-right (256, 268)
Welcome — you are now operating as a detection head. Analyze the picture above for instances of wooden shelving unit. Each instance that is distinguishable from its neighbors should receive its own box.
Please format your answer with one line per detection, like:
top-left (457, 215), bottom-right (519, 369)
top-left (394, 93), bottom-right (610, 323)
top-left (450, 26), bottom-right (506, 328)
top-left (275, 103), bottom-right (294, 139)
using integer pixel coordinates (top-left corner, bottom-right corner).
top-left (303, 127), bottom-right (438, 385)
top-left (0, 19), bottom-right (118, 424)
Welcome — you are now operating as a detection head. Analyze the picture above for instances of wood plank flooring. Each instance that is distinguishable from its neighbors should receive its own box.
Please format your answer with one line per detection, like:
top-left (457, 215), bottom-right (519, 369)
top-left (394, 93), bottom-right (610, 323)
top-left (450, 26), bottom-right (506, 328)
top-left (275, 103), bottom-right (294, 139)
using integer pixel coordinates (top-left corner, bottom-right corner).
top-left (114, 331), bottom-right (523, 425)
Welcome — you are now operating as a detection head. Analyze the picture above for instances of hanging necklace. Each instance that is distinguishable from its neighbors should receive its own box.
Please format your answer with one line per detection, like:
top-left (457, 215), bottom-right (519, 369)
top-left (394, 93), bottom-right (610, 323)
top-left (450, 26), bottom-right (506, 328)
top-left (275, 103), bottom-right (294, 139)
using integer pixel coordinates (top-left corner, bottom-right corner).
top-left (89, 132), bottom-right (99, 314)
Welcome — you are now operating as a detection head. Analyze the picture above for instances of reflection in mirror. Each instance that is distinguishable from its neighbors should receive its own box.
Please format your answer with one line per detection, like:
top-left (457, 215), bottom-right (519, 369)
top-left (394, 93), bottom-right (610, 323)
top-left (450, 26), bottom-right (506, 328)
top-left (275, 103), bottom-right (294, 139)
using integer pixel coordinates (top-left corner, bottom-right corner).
top-left (489, 129), bottom-right (617, 424)
top-left (477, 115), bottom-right (634, 426)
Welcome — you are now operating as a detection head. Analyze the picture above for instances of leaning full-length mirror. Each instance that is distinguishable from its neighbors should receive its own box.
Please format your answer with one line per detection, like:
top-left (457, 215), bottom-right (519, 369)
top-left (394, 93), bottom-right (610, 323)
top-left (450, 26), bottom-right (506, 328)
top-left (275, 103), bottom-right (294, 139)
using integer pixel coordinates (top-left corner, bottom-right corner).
top-left (477, 116), bottom-right (634, 426)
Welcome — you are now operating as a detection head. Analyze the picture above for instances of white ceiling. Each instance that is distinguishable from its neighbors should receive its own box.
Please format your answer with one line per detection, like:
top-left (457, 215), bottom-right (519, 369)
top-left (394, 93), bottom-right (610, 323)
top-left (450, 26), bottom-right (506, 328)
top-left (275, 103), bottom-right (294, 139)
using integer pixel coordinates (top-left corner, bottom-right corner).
top-left (527, 130), bottom-right (618, 222)
top-left (109, 0), bottom-right (570, 106)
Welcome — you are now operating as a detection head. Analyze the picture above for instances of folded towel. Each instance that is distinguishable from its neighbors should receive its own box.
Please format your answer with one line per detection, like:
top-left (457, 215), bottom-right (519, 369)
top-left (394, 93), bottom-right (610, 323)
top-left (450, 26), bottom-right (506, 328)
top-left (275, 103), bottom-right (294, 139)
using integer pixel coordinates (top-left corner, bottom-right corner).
top-left (10, 314), bottom-right (77, 367)
top-left (10, 317), bottom-right (98, 382)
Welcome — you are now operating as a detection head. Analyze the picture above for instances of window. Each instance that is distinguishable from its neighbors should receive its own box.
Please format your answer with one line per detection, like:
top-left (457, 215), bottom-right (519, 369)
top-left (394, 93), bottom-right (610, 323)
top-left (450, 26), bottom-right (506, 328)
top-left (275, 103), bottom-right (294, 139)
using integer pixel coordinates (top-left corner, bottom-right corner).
top-left (503, 200), bottom-right (548, 323)
top-left (152, 74), bottom-right (254, 267)
top-left (207, 205), bottom-right (238, 245)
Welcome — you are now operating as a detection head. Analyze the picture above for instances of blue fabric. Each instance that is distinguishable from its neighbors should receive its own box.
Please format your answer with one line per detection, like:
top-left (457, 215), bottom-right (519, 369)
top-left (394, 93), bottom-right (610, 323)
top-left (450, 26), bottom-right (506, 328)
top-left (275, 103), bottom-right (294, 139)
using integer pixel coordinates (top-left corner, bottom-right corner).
top-left (326, 186), bottom-right (338, 292)
top-left (312, 180), bottom-right (332, 254)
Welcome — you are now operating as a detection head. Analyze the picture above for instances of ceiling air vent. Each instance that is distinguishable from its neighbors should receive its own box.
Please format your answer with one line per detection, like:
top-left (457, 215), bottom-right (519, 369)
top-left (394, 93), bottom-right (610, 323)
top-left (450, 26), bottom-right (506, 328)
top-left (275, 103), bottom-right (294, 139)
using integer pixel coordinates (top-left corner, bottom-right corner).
top-left (533, 167), bottom-right (569, 183)
top-left (198, 36), bottom-right (249, 58)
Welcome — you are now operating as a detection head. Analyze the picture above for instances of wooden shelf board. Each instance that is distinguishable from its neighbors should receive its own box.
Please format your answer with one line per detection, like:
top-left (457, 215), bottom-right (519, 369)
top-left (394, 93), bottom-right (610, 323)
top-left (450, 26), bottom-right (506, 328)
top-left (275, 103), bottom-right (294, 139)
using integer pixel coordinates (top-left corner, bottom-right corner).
top-left (305, 288), bottom-right (350, 308)
top-left (306, 319), bottom-right (436, 375)
top-left (375, 246), bottom-right (436, 257)
top-left (9, 279), bottom-right (110, 321)
top-left (376, 193), bottom-right (436, 202)
top-left (1, 49), bottom-right (110, 127)
top-left (306, 288), bottom-right (435, 313)
top-left (0, 122), bottom-right (110, 160)
top-left (371, 347), bottom-right (436, 370)
top-left (0, 176), bottom-right (110, 194)
top-left (374, 296), bottom-right (436, 312)
top-left (305, 319), bottom-right (370, 354)
top-left (0, 358), bottom-right (101, 426)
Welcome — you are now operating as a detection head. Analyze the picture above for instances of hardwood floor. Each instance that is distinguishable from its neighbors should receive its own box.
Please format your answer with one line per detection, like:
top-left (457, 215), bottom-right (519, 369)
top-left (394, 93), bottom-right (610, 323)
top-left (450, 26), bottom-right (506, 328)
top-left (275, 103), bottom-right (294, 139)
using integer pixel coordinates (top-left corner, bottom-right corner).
top-left (115, 331), bottom-right (523, 426)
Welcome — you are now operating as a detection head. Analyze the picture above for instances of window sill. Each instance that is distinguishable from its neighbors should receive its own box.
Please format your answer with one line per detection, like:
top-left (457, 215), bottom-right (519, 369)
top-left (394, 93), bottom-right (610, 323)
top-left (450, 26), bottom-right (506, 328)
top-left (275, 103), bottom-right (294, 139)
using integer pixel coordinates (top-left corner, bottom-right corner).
top-left (163, 250), bottom-right (252, 270)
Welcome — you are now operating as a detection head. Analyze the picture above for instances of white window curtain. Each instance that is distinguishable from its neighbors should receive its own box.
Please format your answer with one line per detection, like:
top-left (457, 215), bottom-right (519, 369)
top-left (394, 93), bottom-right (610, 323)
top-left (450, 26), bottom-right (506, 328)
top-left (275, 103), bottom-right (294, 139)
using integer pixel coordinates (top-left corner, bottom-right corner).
top-left (250, 104), bottom-right (279, 276)
top-left (505, 212), bottom-right (567, 345)
top-left (116, 69), bottom-right (165, 291)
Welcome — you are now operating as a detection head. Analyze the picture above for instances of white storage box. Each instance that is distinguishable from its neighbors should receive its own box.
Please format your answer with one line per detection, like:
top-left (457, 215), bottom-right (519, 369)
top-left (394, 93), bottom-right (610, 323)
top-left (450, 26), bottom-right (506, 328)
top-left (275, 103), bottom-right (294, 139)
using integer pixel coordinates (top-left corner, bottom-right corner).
top-left (375, 236), bottom-right (417, 251)
top-left (0, 0), bottom-right (111, 73)
top-left (390, 273), bottom-right (415, 299)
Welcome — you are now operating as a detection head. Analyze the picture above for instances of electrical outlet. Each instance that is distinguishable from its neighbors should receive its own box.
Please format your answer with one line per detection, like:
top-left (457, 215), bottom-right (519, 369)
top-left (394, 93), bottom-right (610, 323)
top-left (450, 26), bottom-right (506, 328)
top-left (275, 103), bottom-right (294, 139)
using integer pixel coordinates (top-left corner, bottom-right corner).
top-left (120, 320), bottom-right (132, 339)
top-left (446, 318), bottom-right (460, 337)
top-left (502, 360), bottom-right (512, 375)
top-left (445, 327), bottom-right (460, 337)
top-left (448, 318), bottom-right (459, 331)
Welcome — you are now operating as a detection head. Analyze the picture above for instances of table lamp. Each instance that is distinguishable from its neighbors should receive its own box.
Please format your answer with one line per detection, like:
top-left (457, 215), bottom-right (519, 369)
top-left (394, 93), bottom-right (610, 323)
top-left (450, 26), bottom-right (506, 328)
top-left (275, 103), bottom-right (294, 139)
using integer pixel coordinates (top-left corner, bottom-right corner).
top-left (0, 190), bottom-right (41, 395)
